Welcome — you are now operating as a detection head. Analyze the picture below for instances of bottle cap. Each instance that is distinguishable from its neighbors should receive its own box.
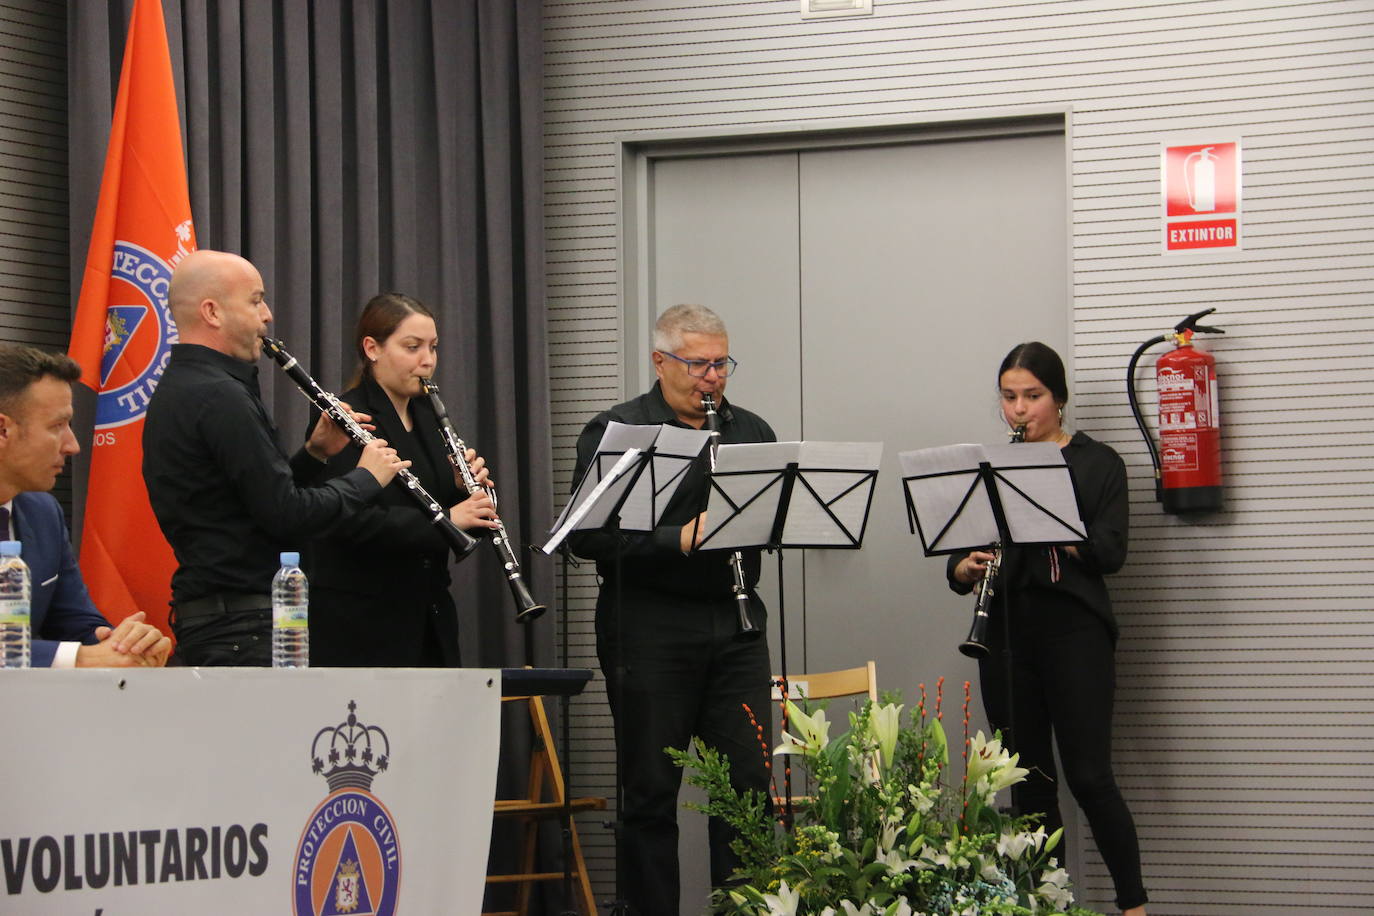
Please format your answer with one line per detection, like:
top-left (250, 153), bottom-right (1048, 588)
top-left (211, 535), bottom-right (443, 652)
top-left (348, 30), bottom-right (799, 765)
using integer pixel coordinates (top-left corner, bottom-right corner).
top-left (0, 541), bottom-right (20, 557)
top-left (280, 551), bottom-right (300, 567)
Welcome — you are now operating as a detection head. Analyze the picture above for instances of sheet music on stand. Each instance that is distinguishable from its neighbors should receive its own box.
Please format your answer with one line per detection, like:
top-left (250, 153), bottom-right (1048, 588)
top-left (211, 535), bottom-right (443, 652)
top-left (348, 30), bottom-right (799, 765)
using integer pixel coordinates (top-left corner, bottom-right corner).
top-left (898, 441), bottom-right (1086, 556)
top-left (542, 421), bottom-right (710, 555)
top-left (698, 440), bottom-right (882, 550)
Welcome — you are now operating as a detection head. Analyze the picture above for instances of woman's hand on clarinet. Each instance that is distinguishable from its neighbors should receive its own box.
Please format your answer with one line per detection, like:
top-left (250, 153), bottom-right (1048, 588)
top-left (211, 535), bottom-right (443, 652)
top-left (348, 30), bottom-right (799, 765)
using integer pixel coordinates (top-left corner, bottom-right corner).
top-left (452, 491), bottom-right (500, 531)
top-left (954, 550), bottom-right (997, 585)
top-left (305, 401), bottom-right (374, 461)
top-left (462, 448), bottom-right (493, 489)
top-left (357, 438), bottom-right (409, 487)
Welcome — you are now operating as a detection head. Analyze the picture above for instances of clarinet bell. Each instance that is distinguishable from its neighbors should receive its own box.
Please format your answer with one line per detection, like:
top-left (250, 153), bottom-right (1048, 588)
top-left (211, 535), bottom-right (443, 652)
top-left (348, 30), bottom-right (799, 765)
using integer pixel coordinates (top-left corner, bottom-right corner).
top-left (439, 517), bottom-right (481, 559)
top-left (512, 573), bottom-right (547, 623)
top-left (734, 599), bottom-right (763, 642)
top-left (958, 610), bottom-right (990, 659)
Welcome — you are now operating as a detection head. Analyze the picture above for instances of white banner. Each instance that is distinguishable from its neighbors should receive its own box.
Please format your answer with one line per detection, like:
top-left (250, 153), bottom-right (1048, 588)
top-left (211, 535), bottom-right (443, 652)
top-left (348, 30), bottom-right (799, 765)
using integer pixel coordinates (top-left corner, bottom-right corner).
top-left (0, 667), bottom-right (501, 915)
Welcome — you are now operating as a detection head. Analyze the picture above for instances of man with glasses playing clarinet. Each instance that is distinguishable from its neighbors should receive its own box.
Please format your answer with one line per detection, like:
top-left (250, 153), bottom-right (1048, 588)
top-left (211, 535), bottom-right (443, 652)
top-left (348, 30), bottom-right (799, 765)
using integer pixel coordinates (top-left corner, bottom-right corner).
top-left (570, 303), bottom-right (776, 916)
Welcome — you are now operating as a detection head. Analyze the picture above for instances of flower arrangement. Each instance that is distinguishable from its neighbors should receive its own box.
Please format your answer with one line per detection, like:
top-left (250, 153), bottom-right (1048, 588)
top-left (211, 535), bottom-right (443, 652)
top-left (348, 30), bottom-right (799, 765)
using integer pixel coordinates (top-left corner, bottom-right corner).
top-left (668, 678), bottom-right (1103, 916)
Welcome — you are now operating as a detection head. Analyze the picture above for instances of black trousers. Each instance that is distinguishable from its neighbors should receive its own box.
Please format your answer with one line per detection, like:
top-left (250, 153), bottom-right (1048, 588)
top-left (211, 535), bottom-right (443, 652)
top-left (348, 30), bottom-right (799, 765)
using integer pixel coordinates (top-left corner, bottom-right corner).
top-left (980, 590), bottom-right (1147, 912)
top-left (596, 581), bottom-right (772, 916)
top-left (171, 606), bottom-right (271, 667)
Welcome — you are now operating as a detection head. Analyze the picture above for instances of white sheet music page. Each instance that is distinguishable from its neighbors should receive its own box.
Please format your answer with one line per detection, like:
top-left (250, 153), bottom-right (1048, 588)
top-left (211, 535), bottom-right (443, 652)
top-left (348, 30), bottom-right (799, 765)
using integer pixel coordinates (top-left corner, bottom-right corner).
top-left (985, 442), bottom-right (1086, 544)
top-left (898, 443), bottom-right (998, 552)
top-left (542, 447), bottom-right (645, 554)
top-left (699, 441), bottom-right (797, 548)
top-left (699, 441), bottom-right (882, 549)
top-left (543, 421), bottom-right (660, 551)
top-left (782, 440), bottom-right (883, 545)
top-left (618, 424), bottom-right (710, 530)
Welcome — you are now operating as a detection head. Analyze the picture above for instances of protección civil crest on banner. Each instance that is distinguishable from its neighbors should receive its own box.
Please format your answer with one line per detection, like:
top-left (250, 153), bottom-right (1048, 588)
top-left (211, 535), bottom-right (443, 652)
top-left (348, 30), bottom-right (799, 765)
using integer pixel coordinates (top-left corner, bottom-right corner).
top-left (294, 701), bottom-right (403, 916)
top-left (93, 234), bottom-right (189, 429)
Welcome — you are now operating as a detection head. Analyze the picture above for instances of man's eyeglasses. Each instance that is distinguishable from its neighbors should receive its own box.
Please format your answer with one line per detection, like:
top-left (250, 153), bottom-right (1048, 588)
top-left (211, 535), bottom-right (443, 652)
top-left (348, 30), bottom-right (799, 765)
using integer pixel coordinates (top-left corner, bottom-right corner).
top-left (656, 350), bottom-right (738, 378)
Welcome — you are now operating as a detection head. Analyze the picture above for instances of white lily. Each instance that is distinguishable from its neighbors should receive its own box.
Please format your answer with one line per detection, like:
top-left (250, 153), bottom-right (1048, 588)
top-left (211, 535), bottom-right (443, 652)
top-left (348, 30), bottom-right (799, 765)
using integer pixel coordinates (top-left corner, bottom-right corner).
top-left (775, 700), bottom-right (831, 757)
top-left (839, 901), bottom-right (877, 916)
top-left (1036, 865), bottom-right (1075, 910)
top-left (982, 859), bottom-right (1006, 883)
top-left (867, 702), bottom-right (904, 774)
top-left (997, 825), bottom-right (1047, 860)
top-left (966, 730), bottom-right (1030, 797)
top-left (877, 844), bottom-right (919, 874)
top-left (763, 879), bottom-right (800, 915)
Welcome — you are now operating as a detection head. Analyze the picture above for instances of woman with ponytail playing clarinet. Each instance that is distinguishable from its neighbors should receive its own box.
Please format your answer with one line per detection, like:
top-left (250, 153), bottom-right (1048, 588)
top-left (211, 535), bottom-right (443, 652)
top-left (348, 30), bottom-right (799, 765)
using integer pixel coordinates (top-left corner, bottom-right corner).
top-left (947, 342), bottom-right (1147, 916)
top-left (305, 293), bottom-right (499, 667)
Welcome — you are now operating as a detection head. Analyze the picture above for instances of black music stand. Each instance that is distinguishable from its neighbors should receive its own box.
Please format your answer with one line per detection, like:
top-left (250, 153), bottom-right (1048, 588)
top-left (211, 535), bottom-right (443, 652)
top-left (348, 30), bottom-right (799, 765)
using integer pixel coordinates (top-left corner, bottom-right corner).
top-left (696, 440), bottom-right (882, 823)
top-left (899, 441), bottom-right (1085, 558)
top-left (899, 440), bottom-right (1086, 797)
top-left (543, 421), bottom-right (709, 915)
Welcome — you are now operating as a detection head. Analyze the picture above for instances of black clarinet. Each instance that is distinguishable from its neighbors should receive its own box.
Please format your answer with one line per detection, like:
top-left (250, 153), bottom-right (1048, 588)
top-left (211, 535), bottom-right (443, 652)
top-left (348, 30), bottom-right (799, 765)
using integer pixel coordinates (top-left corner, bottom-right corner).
top-left (701, 394), bottom-right (762, 641)
top-left (959, 423), bottom-right (1026, 659)
top-left (421, 379), bottom-right (546, 623)
top-left (261, 337), bottom-right (479, 560)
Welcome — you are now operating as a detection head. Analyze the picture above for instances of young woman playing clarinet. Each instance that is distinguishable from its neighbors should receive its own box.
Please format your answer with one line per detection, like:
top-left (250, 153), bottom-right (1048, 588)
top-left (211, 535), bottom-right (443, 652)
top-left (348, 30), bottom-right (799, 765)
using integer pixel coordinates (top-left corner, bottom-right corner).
top-left (305, 293), bottom-right (499, 666)
top-left (947, 342), bottom-right (1148, 916)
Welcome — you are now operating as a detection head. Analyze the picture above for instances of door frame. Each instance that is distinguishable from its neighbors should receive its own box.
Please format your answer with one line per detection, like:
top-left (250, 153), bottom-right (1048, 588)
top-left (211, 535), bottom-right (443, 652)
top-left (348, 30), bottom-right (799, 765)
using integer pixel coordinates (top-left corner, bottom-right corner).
top-left (616, 107), bottom-right (1076, 398)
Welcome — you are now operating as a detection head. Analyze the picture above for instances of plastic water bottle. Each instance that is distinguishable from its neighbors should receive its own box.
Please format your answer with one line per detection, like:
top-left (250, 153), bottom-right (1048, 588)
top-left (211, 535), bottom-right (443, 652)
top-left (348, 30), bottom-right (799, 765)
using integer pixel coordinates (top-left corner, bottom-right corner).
top-left (0, 541), bottom-right (32, 669)
top-left (271, 551), bottom-right (309, 668)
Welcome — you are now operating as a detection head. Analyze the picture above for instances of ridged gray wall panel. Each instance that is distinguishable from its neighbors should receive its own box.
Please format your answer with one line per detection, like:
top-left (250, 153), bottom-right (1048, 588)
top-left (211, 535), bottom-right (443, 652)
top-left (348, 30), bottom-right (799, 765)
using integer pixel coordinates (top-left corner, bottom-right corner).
top-left (1, 0), bottom-right (69, 514)
top-left (0, 0), bottom-right (68, 351)
top-left (544, 1), bottom-right (1374, 912)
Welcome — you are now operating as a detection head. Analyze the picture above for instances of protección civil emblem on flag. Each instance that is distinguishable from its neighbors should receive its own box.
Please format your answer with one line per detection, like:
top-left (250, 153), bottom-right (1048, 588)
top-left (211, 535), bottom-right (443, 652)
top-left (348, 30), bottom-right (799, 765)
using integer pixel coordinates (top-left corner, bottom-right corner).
top-left (69, 0), bottom-right (195, 635)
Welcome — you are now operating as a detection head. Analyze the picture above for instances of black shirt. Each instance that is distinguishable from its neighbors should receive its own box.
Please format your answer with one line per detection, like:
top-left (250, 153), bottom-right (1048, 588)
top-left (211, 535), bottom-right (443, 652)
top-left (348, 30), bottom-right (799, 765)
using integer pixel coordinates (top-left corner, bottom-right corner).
top-left (568, 381), bottom-right (777, 600)
top-left (143, 343), bottom-right (382, 604)
top-left (946, 430), bottom-right (1129, 640)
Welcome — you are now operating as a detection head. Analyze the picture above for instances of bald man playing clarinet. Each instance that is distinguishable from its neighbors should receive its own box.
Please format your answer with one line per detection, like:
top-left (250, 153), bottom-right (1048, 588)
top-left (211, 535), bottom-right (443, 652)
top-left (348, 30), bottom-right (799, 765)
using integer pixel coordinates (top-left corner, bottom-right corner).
top-left (143, 249), bottom-right (407, 666)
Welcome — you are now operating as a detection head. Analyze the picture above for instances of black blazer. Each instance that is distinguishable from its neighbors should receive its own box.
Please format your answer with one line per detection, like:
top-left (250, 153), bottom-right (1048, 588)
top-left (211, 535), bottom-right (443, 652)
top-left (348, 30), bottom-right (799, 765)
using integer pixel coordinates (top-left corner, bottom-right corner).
top-left (304, 376), bottom-right (470, 666)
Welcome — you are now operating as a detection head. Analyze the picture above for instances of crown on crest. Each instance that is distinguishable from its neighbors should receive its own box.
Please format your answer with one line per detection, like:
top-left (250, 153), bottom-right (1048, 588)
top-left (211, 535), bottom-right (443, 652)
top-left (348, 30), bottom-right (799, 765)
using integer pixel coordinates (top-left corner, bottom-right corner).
top-left (311, 700), bottom-right (391, 792)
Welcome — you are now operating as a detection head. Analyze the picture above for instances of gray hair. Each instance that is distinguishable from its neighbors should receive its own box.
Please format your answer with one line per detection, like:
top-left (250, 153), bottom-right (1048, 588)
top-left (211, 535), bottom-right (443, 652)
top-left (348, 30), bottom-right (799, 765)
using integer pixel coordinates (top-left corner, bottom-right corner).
top-left (652, 303), bottom-right (727, 353)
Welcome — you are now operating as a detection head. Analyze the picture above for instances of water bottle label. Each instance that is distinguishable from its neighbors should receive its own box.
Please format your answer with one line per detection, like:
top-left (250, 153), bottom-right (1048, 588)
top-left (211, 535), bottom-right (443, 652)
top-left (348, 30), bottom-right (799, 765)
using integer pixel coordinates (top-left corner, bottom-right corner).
top-left (275, 605), bottom-right (308, 628)
top-left (0, 600), bottom-right (28, 626)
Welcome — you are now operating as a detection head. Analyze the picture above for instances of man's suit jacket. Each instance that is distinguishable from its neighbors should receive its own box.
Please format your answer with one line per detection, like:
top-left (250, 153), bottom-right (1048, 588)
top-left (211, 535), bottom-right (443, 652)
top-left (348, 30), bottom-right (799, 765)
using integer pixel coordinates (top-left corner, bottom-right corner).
top-left (11, 491), bottom-right (109, 666)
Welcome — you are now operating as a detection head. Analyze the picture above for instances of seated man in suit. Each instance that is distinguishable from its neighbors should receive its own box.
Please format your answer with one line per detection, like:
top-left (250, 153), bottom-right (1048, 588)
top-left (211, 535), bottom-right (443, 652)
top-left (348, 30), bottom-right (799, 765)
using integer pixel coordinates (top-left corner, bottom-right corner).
top-left (0, 344), bottom-right (169, 667)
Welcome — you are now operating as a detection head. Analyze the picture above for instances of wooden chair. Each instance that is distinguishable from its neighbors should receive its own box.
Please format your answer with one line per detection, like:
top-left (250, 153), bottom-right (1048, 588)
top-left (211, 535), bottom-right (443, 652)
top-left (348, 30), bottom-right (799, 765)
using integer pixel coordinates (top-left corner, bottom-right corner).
top-left (773, 661), bottom-right (878, 705)
top-left (483, 694), bottom-right (605, 916)
top-left (771, 662), bottom-right (879, 814)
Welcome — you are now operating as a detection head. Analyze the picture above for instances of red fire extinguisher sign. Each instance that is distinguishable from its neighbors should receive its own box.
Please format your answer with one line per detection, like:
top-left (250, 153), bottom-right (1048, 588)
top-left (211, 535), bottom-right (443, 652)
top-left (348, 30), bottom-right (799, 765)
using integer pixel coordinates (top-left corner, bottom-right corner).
top-left (1161, 140), bottom-right (1242, 253)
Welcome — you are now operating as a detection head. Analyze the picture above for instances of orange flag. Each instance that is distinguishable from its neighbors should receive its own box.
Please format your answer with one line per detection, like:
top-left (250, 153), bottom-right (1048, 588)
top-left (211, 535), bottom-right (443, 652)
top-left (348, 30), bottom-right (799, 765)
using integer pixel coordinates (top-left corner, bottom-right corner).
top-left (69, 0), bottom-right (194, 636)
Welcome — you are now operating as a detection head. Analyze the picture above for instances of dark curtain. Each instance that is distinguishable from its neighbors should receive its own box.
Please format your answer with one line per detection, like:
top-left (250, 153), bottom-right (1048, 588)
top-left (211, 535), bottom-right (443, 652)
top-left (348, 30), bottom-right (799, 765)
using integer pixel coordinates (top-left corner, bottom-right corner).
top-left (68, 0), bottom-right (551, 674)
top-left (70, 3), bottom-right (560, 909)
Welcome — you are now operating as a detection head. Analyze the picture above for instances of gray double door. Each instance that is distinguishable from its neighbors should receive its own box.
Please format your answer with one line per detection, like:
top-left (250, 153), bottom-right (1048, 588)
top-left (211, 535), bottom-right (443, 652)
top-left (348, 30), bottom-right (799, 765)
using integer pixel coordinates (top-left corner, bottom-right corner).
top-left (636, 123), bottom-right (1069, 907)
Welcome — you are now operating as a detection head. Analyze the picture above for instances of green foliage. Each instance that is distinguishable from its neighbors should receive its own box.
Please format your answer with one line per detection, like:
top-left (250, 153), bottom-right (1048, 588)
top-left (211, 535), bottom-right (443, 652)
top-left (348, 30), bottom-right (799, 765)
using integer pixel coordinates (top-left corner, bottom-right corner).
top-left (670, 697), bottom-right (1105, 916)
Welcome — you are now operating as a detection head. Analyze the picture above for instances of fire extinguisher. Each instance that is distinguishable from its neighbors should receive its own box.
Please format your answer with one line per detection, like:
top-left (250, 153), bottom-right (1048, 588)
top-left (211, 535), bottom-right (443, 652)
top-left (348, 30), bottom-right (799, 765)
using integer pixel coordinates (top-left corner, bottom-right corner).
top-left (1127, 308), bottom-right (1226, 514)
